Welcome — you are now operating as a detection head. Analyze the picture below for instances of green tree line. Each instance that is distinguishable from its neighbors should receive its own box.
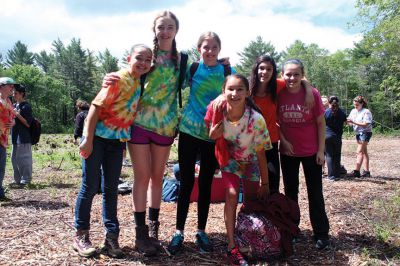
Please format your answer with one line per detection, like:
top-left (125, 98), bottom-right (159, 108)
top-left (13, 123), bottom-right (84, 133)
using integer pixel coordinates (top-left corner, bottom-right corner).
top-left (0, 0), bottom-right (398, 133)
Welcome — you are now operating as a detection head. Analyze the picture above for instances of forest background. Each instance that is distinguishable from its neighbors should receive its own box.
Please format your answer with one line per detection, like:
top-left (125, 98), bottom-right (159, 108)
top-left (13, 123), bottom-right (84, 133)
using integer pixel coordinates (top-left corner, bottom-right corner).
top-left (0, 0), bottom-right (399, 134)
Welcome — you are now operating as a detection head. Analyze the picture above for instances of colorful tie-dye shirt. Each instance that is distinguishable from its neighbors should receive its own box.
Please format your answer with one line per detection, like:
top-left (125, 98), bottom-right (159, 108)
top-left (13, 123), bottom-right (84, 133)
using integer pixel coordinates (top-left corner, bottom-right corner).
top-left (134, 50), bottom-right (189, 137)
top-left (180, 61), bottom-right (235, 141)
top-left (87, 69), bottom-right (141, 141)
top-left (0, 97), bottom-right (16, 148)
top-left (222, 107), bottom-right (272, 181)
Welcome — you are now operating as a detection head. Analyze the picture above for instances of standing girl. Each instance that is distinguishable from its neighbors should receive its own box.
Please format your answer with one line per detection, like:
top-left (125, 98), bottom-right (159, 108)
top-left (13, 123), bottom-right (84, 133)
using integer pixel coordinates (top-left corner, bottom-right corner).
top-left (128, 11), bottom-right (187, 256)
top-left (102, 11), bottom-right (187, 256)
top-left (346, 95), bottom-right (373, 178)
top-left (206, 74), bottom-right (271, 266)
top-left (249, 55), bottom-right (314, 194)
top-left (167, 32), bottom-right (235, 255)
top-left (73, 44), bottom-right (152, 258)
top-left (277, 59), bottom-right (330, 250)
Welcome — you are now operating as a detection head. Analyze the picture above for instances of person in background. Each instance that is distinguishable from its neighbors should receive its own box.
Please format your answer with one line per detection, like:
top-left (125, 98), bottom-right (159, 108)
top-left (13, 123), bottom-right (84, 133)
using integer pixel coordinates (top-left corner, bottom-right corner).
top-left (347, 95), bottom-right (373, 178)
top-left (206, 74), bottom-right (271, 266)
top-left (73, 100), bottom-right (90, 145)
top-left (277, 59), bottom-right (330, 250)
top-left (0, 77), bottom-right (17, 201)
top-left (321, 95), bottom-right (329, 110)
top-left (73, 44), bottom-right (152, 258)
top-left (11, 85), bottom-right (33, 186)
top-left (324, 96), bottom-right (347, 181)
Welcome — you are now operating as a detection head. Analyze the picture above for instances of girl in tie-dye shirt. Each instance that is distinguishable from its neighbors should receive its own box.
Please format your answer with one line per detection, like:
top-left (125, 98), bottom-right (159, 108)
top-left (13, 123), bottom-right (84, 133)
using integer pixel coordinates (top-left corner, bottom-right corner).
top-left (102, 11), bottom-right (187, 256)
top-left (167, 32), bottom-right (235, 255)
top-left (73, 44), bottom-right (152, 258)
top-left (206, 74), bottom-right (271, 265)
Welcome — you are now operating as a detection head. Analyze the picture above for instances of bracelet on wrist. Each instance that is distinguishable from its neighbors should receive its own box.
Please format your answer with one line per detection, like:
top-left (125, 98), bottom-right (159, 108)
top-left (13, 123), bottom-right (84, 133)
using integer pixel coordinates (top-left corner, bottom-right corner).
top-left (261, 183), bottom-right (268, 186)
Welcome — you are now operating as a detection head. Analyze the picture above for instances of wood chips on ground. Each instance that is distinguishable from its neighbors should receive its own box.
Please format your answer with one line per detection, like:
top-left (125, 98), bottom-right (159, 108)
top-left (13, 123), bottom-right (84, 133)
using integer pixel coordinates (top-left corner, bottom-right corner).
top-left (0, 137), bottom-right (399, 265)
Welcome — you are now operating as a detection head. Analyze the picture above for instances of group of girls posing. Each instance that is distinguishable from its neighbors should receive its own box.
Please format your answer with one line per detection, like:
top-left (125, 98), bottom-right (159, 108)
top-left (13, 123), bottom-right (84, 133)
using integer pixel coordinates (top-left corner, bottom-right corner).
top-left (73, 9), bottom-right (331, 265)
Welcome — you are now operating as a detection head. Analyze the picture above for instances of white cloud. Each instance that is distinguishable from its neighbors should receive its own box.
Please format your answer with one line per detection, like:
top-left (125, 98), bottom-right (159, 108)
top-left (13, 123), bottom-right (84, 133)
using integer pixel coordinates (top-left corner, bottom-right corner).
top-left (0, 0), bottom-right (361, 65)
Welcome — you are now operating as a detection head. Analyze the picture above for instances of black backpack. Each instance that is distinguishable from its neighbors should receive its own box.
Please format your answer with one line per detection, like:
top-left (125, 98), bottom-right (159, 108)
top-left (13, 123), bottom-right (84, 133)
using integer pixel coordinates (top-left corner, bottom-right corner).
top-left (30, 117), bottom-right (41, 145)
top-left (139, 52), bottom-right (189, 108)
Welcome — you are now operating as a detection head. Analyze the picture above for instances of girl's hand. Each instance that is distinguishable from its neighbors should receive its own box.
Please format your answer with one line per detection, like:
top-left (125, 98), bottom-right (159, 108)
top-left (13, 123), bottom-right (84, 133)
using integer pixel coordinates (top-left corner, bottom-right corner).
top-left (316, 150), bottom-right (325, 165)
top-left (102, 72), bottom-right (120, 88)
top-left (209, 121), bottom-right (223, 140)
top-left (79, 138), bottom-right (93, 159)
top-left (346, 118), bottom-right (353, 125)
top-left (5, 121), bottom-right (14, 129)
top-left (212, 94), bottom-right (227, 112)
top-left (280, 139), bottom-right (294, 155)
top-left (257, 184), bottom-right (269, 201)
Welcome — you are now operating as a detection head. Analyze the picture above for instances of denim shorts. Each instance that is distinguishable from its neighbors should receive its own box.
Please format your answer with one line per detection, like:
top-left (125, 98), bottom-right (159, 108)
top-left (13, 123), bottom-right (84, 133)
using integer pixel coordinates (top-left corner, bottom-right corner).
top-left (129, 125), bottom-right (174, 146)
top-left (356, 132), bottom-right (372, 142)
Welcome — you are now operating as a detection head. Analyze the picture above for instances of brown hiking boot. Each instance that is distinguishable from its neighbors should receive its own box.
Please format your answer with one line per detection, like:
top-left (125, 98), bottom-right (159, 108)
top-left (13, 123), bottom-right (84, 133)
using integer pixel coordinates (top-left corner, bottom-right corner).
top-left (135, 225), bottom-right (157, 256)
top-left (101, 232), bottom-right (124, 258)
top-left (148, 220), bottom-right (162, 250)
top-left (73, 230), bottom-right (97, 257)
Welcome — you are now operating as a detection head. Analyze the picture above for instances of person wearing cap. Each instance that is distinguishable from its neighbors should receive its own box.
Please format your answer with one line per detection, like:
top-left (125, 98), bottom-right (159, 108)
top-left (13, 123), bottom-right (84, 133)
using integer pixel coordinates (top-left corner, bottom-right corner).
top-left (0, 77), bottom-right (18, 200)
top-left (11, 84), bottom-right (33, 186)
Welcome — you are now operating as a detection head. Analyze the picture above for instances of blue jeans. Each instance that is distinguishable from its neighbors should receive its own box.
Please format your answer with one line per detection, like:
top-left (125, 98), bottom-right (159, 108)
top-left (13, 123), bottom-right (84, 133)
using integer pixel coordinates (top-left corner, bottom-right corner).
top-left (74, 136), bottom-right (124, 234)
top-left (80, 137), bottom-right (104, 192)
top-left (0, 145), bottom-right (6, 198)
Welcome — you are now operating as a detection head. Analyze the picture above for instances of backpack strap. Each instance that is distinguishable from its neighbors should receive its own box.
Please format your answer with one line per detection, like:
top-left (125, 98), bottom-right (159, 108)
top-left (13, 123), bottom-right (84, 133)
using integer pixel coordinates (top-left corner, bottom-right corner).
top-left (223, 64), bottom-right (231, 77)
top-left (190, 62), bottom-right (199, 79)
top-left (178, 52), bottom-right (188, 108)
top-left (189, 61), bottom-right (230, 82)
top-left (140, 73), bottom-right (147, 97)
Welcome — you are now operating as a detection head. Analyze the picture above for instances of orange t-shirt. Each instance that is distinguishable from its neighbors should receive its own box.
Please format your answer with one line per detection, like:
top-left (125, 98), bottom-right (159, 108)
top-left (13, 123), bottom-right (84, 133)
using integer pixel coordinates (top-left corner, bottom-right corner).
top-left (253, 79), bottom-right (286, 143)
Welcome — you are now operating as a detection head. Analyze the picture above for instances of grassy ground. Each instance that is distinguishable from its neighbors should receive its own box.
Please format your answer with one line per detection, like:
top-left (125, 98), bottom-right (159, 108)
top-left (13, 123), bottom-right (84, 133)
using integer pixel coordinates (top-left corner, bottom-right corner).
top-left (0, 134), bottom-right (399, 265)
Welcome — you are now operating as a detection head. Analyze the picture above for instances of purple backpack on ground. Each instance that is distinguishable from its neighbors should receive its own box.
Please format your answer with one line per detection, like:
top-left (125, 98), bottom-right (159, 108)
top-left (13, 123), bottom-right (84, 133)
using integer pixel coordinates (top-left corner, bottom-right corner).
top-left (235, 210), bottom-right (282, 261)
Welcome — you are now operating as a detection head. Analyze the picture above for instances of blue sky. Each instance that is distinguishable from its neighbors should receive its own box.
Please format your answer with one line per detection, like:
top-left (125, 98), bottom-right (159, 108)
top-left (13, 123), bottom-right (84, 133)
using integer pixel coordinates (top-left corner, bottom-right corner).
top-left (1, 0), bottom-right (362, 65)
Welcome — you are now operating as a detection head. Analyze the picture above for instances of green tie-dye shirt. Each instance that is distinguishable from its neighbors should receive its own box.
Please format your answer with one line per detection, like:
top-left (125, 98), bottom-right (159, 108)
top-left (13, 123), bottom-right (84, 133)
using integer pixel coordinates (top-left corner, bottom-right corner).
top-left (179, 61), bottom-right (235, 141)
top-left (134, 50), bottom-right (187, 137)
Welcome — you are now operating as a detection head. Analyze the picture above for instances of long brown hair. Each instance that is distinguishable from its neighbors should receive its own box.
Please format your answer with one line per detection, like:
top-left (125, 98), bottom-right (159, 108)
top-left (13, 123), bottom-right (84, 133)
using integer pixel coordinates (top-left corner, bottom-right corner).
top-left (152, 10), bottom-right (179, 70)
top-left (249, 55), bottom-right (278, 103)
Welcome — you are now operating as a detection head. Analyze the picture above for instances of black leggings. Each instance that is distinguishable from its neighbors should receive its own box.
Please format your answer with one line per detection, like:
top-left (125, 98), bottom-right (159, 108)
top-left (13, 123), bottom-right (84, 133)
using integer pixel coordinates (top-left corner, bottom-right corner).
top-left (176, 132), bottom-right (219, 231)
top-left (280, 154), bottom-right (330, 239)
top-left (265, 142), bottom-right (280, 194)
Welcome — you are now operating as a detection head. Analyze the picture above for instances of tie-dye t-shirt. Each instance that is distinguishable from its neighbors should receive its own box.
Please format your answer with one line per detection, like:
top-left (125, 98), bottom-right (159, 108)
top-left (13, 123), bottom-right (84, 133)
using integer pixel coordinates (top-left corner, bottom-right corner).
top-left (88, 69), bottom-right (141, 141)
top-left (0, 98), bottom-right (16, 148)
top-left (222, 107), bottom-right (272, 181)
top-left (134, 50), bottom-right (190, 137)
top-left (180, 61), bottom-right (235, 141)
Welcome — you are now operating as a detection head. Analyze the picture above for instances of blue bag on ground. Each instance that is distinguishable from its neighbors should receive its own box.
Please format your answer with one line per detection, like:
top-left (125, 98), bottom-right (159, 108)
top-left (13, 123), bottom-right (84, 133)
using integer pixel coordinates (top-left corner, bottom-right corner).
top-left (162, 177), bottom-right (180, 202)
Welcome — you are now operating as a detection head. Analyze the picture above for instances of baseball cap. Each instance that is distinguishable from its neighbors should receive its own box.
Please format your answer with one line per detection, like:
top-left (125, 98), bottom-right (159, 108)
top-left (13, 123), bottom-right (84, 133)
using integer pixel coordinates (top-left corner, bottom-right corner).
top-left (0, 77), bottom-right (19, 86)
